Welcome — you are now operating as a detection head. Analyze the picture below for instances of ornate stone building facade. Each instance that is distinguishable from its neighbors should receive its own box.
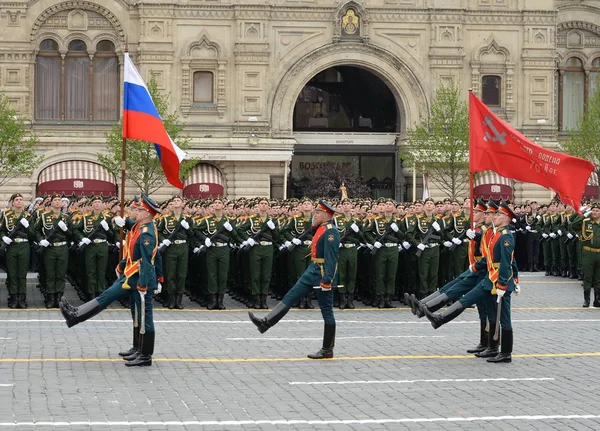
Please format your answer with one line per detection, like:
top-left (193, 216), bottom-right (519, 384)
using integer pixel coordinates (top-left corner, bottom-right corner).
top-left (0, 0), bottom-right (597, 202)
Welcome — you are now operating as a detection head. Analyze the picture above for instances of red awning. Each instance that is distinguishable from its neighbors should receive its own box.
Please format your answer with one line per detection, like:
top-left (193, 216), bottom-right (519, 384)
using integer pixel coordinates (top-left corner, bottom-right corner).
top-left (183, 163), bottom-right (224, 198)
top-left (584, 172), bottom-right (599, 199)
top-left (37, 161), bottom-right (117, 196)
top-left (473, 171), bottom-right (513, 201)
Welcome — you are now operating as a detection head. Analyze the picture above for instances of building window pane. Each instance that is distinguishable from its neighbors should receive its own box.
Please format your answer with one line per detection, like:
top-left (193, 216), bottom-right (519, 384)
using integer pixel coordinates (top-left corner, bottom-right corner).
top-left (482, 75), bottom-right (501, 106)
top-left (93, 56), bottom-right (119, 121)
top-left (35, 56), bottom-right (60, 119)
top-left (68, 39), bottom-right (87, 51)
top-left (40, 39), bottom-right (59, 51)
top-left (193, 71), bottom-right (213, 103)
top-left (96, 40), bottom-right (115, 52)
top-left (65, 56), bottom-right (89, 120)
top-left (563, 71), bottom-right (584, 130)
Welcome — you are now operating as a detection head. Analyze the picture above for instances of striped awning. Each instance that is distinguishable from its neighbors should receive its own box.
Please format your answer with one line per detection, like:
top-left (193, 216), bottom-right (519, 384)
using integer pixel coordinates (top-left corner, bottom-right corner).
top-left (183, 163), bottom-right (225, 199)
top-left (473, 171), bottom-right (513, 188)
top-left (37, 161), bottom-right (117, 196)
top-left (588, 172), bottom-right (599, 186)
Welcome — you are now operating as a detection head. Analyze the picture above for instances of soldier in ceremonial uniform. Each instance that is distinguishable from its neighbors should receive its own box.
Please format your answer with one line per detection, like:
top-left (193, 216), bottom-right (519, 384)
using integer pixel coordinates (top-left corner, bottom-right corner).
top-left (34, 194), bottom-right (72, 308)
top-left (571, 204), bottom-right (600, 307)
top-left (195, 197), bottom-right (236, 310)
top-left (524, 201), bottom-right (541, 272)
top-left (447, 199), bottom-right (470, 280)
top-left (248, 200), bottom-right (340, 359)
top-left (73, 196), bottom-right (114, 298)
top-left (157, 196), bottom-right (193, 309)
top-left (60, 194), bottom-right (162, 367)
top-left (0, 193), bottom-right (32, 308)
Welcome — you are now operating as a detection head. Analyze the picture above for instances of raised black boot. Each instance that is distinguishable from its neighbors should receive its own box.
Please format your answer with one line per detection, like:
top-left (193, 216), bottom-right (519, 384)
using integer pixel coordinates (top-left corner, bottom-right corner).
top-left (420, 292), bottom-right (448, 317)
top-left (174, 294), bottom-right (184, 310)
top-left (425, 300), bottom-right (465, 329)
top-left (339, 293), bottom-right (347, 310)
top-left (207, 294), bottom-right (217, 310)
top-left (125, 332), bottom-right (154, 367)
top-left (467, 320), bottom-right (489, 354)
top-left (346, 293), bottom-right (355, 309)
top-left (60, 297), bottom-right (103, 328)
top-left (248, 302), bottom-right (290, 333)
top-left (487, 329), bottom-right (512, 363)
top-left (308, 323), bottom-right (335, 359)
top-left (119, 326), bottom-right (140, 357)
top-left (583, 290), bottom-right (590, 308)
top-left (475, 323), bottom-right (499, 357)
top-left (403, 293), bottom-right (413, 313)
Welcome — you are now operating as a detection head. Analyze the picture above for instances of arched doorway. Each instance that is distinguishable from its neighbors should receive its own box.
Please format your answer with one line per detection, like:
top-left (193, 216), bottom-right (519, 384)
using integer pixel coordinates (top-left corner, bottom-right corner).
top-left (290, 65), bottom-right (401, 199)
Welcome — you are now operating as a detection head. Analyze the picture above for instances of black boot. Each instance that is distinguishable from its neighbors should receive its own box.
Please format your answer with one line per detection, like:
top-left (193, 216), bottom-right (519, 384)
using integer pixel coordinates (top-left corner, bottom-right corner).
top-left (207, 294), bottom-right (217, 310)
top-left (578, 270), bottom-right (583, 281)
top-left (569, 267), bottom-right (577, 279)
top-left (247, 295), bottom-right (258, 309)
top-left (175, 294), bottom-right (184, 310)
top-left (376, 295), bottom-right (385, 309)
top-left (339, 293), bottom-right (347, 310)
top-left (168, 293), bottom-right (176, 310)
top-left (384, 295), bottom-right (396, 308)
top-left (305, 297), bottom-right (314, 309)
top-left (260, 294), bottom-right (268, 310)
top-left (45, 293), bottom-right (53, 309)
top-left (7, 294), bottom-right (16, 309)
top-left (467, 320), bottom-right (489, 354)
top-left (475, 324), bottom-right (499, 357)
top-left (119, 326), bottom-right (140, 357)
top-left (60, 297), bottom-right (103, 328)
top-left (14, 294), bottom-right (24, 309)
top-left (346, 293), bottom-right (355, 309)
top-left (20, 293), bottom-right (28, 309)
top-left (561, 268), bottom-right (568, 278)
top-left (125, 332), bottom-right (154, 367)
top-left (487, 329), bottom-right (512, 363)
top-left (553, 266), bottom-right (561, 277)
top-left (544, 265), bottom-right (551, 276)
top-left (53, 293), bottom-right (61, 308)
top-left (583, 290), bottom-right (590, 308)
top-left (421, 292), bottom-right (448, 316)
top-left (412, 291), bottom-right (440, 317)
top-left (425, 300), bottom-right (465, 329)
top-left (528, 264), bottom-right (534, 272)
top-left (218, 294), bottom-right (226, 310)
top-left (308, 323), bottom-right (335, 359)
top-left (594, 289), bottom-right (600, 308)
top-left (248, 302), bottom-right (290, 334)
top-left (404, 293), bottom-right (413, 313)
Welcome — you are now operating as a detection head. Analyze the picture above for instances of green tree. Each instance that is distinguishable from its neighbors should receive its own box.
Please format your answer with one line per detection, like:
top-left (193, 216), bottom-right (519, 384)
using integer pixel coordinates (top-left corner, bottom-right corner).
top-left (563, 78), bottom-right (600, 197)
top-left (400, 83), bottom-right (469, 199)
top-left (0, 94), bottom-right (43, 188)
top-left (98, 76), bottom-right (195, 194)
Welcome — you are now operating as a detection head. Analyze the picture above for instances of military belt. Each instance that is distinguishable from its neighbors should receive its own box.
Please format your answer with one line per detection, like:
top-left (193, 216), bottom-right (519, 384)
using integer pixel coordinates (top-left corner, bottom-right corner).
top-left (312, 257), bottom-right (324, 264)
top-left (13, 238), bottom-right (28, 243)
top-left (52, 241), bottom-right (67, 247)
top-left (214, 242), bottom-right (228, 247)
top-left (529, 230), bottom-right (538, 233)
top-left (173, 240), bottom-right (187, 244)
top-left (384, 243), bottom-right (398, 247)
top-left (343, 243), bottom-right (356, 248)
top-left (259, 241), bottom-right (272, 246)
top-left (93, 239), bottom-right (107, 244)
top-left (583, 246), bottom-right (600, 253)
top-left (303, 240), bottom-right (312, 246)
top-left (425, 243), bottom-right (439, 248)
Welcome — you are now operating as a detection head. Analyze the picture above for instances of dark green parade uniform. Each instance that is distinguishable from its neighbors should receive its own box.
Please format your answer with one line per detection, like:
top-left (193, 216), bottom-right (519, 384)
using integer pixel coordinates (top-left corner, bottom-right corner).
top-left (562, 212), bottom-right (579, 279)
top-left (572, 214), bottom-right (600, 307)
top-left (364, 215), bottom-right (403, 308)
top-left (407, 214), bottom-right (442, 298)
top-left (449, 211), bottom-right (469, 279)
top-left (333, 214), bottom-right (364, 309)
top-left (524, 212), bottom-right (541, 272)
top-left (281, 213), bottom-right (313, 308)
top-left (195, 214), bottom-right (237, 309)
top-left (437, 214), bottom-right (453, 286)
top-left (34, 209), bottom-right (71, 307)
top-left (157, 212), bottom-right (193, 309)
top-left (0, 209), bottom-right (32, 308)
top-left (73, 211), bottom-right (114, 297)
top-left (399, 214), bottom-right (419, 301)
top-left (539, 214), bottom-right (553, 275)
top-left (272, 215), bottom-right (290, 300)
top-left (236, 214), bottom-right (280, 307)
top-left (548, 213), bottom-right (562, 276)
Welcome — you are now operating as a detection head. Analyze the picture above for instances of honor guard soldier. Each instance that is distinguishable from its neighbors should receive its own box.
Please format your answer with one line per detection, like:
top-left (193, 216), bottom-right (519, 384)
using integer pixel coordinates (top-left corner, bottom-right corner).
top-left (1, 193), bottom-right (32, 308)
top-left (249, 200), bottom-right (340, 359)
top-left (562, 204), bottom-right (579, 280)
top-left (364, 198), bottom-right (403, 308)
top-left (73, 196), bottom-right (114, 298)
top-left (524, 201), bottom-right (541, 272)
top-left (195, 197), bottom-right (237, 310)
top-left (448, 199), bottom-right (470, 279)
top-left (34, 194), bottom-right (72, 308)
top-left (333, 198), bottom-right (364, 309)
top-left (571, 204), bottom-right (600, 307)
top-left (236, 198), bottom-right (280, 309)
top-left (157, 196), bottom-right (193, 309)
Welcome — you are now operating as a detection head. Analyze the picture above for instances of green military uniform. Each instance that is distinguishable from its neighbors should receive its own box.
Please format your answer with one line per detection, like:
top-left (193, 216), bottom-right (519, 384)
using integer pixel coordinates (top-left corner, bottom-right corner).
top-left (281, 213), bottom-right (313, 308)
top-left (364, 215), bottom-right (403, 308)
top-left (73, 211), bottom-right (114, 297)
top-left (0, 208), bottom-right (31, 308)
top-left (34, 209), bottom-right (71, 308)
top-left (572, 212), bottom-right (600, 307)
top-left (407, 213), bottom-right (442, 298)
top-left (449, 210), bottom-right (470, 279)
top-left (562, 211), bottom-right (579, 279)
top-left (157, 212), bottom-right (193, 309)
top-left (333, 214), bottom-right (364, 309)
top-left (548, 213), bottom-right (562, 275)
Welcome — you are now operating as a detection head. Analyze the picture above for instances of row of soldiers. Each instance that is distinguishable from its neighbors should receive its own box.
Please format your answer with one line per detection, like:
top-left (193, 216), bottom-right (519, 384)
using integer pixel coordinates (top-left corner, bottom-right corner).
top-left (1, 193), bottom-right (597, 309)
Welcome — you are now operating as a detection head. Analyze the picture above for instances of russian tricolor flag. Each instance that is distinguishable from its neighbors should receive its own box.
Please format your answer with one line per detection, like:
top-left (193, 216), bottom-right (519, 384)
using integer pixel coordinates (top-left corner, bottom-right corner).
top-left (123, 53), bottom-right (186, 189)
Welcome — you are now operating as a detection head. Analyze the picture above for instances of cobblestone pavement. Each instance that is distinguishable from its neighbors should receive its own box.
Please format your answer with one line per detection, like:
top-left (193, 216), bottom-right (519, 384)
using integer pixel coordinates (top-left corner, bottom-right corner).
top-left (1, 272), bottom-right (600, 430)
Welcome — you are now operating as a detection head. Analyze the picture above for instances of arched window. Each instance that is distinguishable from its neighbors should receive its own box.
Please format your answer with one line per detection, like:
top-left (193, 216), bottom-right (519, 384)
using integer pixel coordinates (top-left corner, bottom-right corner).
top-left (35, 38), bottom-right (119, 122)
top-left (591, 58), bottom-right (600, 99)
top-left (481, 75), bottom-right (501, 106)
top-left (562, 57), bottom-right (585, 131)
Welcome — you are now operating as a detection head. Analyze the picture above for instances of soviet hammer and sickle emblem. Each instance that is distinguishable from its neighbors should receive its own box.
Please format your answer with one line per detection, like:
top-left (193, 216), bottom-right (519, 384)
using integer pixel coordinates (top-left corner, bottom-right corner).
top-left (483, 117), bottom-right (507, 145)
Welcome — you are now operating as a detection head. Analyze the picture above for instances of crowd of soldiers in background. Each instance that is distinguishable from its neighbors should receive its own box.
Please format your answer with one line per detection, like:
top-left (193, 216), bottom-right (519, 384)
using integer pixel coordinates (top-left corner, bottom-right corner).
top-left (0, 192), bottom-right (596, 310)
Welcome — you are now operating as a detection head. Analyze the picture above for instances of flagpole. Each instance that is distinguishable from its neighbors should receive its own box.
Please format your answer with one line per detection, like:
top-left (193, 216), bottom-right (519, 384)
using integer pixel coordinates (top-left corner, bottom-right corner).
top-left (119, 43), bottom-right (129, 260)
top-left (468, 89), bottom-right (474, 229)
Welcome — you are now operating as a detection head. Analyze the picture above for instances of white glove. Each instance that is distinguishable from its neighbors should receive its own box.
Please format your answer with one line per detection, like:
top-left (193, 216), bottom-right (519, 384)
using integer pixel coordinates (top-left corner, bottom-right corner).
top-left (452, 238), bottom-right (462, 245)
top-left (549, 233), bottom-right (556, 239)
top-left (114, 216), bottom-right (126, 227)
top-left (193, 247), bottom-right (200, 254)
top-left (58, 220), bottom-right (68, 232)
top-left (512, 218), bottom-right (517, 224)
top-left (115, 268), bottom-right (121, 278)
top-left (402, 241), bottom-right (411, 250)
top-left (374, 241), bottom-right (382, 249)
top-left (366, 243), bottom-right (374, 250)
top-left (81, 238), bottom-right (92, 245)
top-left (284, 241), bottom-right (292, 248)
top-left (19, 218), bottom-right (29, 228)
top-left (466, 229), bottom-right (476, 239)
top-left (156, 282), bottom-right (162, 294)
top-left (536, 215), bottom-right (541, 220)
top-left (267, 220), bottom-right (276, 230)
top-left (205, 238), bottom-right (212, 247)
top-left (469, 264), bottom-right (476, 273)
top-left (496, 288), bottom-right (506, 299)
top-left (162, 239), bottom-right (172, 247)
top-left (557, 229), bottom-right (562, 236)
top-left (526, 225), bottom-right (531, 231)
top-left (584, 210), bottom-right (592, 218)
top-left (180, 219), bottom-right (190, 230)
top-left (247, 238), bottom-right (256, 247)
top-left (39, 239), bottom-right (50, 248)
top-left (514, 284), bottom-right (521, 295)
top-left (2, 236), bottom-right (12, 245)
top-left (116, 241), bottom-right (121, 249)
top-left (567, 233), bottom-right (574, 239)
top-left (292, 238), bottom-right (302, 245)
top-left (351, 223), bottom-right (359, 233)
top-left (339, 243), bottom-right (343, 248)
top-left (390, 223), bottom-right (399, 232)
top-left (542, 233), bottom-right (548, 239)
top-left (223, 221), bottom-right (233, 232)
top-left (432, 221), bottom-right (441, 232)
top-left (242, 240), bottom-right (248, 248)
top-left (100, 220), bottom-right (109, 231)
top-left (443, 241), bottom-right (453, 248)
top-left (417, 243), bottom-right (426, 251)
